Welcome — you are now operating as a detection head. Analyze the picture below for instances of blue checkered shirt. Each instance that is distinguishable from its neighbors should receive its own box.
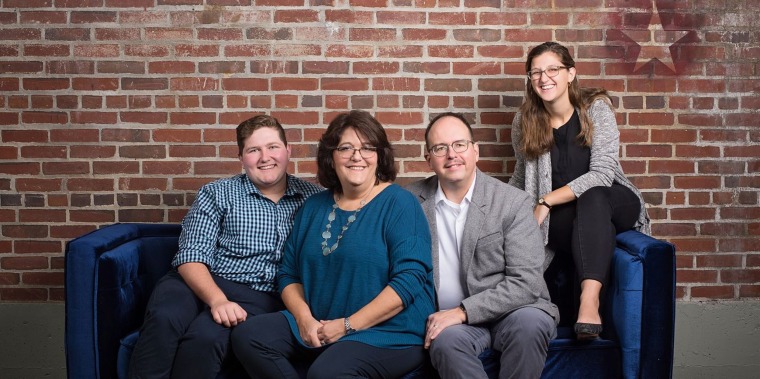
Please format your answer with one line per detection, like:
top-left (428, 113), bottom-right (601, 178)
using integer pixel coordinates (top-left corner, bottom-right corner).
top-left (172, 174), bottom-right (323, 292)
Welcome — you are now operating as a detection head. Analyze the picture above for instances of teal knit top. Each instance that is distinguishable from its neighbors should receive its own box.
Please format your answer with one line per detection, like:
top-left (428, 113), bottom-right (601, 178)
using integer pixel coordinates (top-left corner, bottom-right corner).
top-left (278, 184), bottom-right (435, 349)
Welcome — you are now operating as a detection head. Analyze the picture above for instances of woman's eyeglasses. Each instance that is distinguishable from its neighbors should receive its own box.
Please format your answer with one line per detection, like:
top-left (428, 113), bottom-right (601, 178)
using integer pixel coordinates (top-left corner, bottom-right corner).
top-left (335, 145), bottom-right (377, 159)
top-left (527, 66), bottom-right (568, 80)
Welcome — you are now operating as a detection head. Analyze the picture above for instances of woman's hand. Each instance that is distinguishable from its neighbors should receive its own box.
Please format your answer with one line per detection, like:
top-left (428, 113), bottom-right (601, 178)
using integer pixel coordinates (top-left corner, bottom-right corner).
top-left (533, 204), bottom-right (550, 225)
top-left (295, 316), bottom-right (323, 348)
top-left (317, 319), bottom-right (346, 345)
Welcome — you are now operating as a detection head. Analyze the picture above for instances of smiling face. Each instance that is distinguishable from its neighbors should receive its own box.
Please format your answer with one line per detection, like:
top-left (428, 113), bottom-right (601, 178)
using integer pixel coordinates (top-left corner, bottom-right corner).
top-left (333, 127), bottom-right (378, 192)
top-left (530, 51), bottom-right (576, 106)
top-left (238, 126), bottom-right (291, 193)
top-left (426, 115), bottom-right (479, 188)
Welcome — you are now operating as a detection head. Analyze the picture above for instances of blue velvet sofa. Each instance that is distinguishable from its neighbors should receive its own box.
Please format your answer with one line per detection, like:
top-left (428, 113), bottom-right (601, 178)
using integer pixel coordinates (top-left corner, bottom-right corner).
top-left (65, 223), bottom-right (675, 379)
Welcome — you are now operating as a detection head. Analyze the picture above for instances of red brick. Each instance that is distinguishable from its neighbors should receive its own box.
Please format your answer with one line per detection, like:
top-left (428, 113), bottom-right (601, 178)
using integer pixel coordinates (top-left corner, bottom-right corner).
top-left (21, 111), bottom-right (67, 124)
top-left (67, 178), bottom-right (114, 191)
top-left (649, 160), bottom-right (694, 174)
top-left (192, 161), bottom-right (243, 175)
top-left (691, 286), bottom-right (734, 299)
top-left (168, 112), bottom-right (215, 125)
top-left (650, 129), bottom-right (696, 143)
top-left (142, 161), bottom-right (191, 175)
top-left (272, 78), bottom-right (318, 91)
top-left (453, 62), bottom-right (501, 75)
top-left (428, 45), bottom-right (474, 58)
top-left (719, 207), bottom-right (760, 220)
top-left (425, 79), bottom-right (472, 92)
top-left (697, 161), bottom-right (745, 175)
top-left (0, 288), bottom-right (48, 301)
top-left (22, 272), bottom-right (64, 286)
top-left (353, 62), bottom-right (399, 74)
top-left (321, 78), bottom-right (368, 91)
top-left (118, 178), bottom-right (168, 191)
top-left (669, 238), bottom-right (717, 253)
top-left (696, 254), bottom-right (743, 268)
top-left (0, 162), bottom-right (40, 175)
top-left (71, 145), bottom-right (116, 158)
top-left (676, 269), bottom-right (718, 283)
top-left (720, 269), bottom-right (760, 283)
top-left (16, 178), bottom-right (62, 192)
top-left (152, 129), bottom-right (202, 143)
top-left (478, 78), bottom-right (524, 92)
top-left (373, 78), bottom-right (420, 92)
top-left (93, 161), bottom-right (140, 175)
top-left (739, 285), bottom-right (760, 298)
top-left (402, 28), bottom-right (447, 40)
top-left (429, 12), bottom-right (476, 25)
top-left (302, 61), bottom-right (349, 75)
top-left (627, 145), bottom-right (672, 158)
top-left (69, 210), bottom-right (116, 223)
top-left (670, 207), bottom-right (716, 220)
top-left (0, 273), bottom-right (20, 286)
top-left (42, 162), bottom-right (90, 175)
top-left (2, 256), bottom-right (49, 270)
top-left (725, 145), bottom-right (760, 158)
top-left (118, 208), bottom-right (166, 222)
top-left (148, 61), bottom-right (194, 74)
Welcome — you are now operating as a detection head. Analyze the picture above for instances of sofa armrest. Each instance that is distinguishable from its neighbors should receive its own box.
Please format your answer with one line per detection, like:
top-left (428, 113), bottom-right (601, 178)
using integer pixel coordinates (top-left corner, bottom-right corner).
top-left (65, 223), bottom-right (181, 379)
top-left (607, 230), bottom-right (675, 379)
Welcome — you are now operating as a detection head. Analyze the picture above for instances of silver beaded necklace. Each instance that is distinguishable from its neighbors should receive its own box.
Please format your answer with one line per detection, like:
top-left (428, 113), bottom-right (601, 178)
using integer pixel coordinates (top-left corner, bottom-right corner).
top-left (321, 186), bottom-right (375, 256)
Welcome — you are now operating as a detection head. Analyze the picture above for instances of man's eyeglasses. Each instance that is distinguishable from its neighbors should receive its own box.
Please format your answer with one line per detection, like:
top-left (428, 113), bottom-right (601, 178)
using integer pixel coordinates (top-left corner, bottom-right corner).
top-left (527, 66), bottom-right (568, 80)
top-left (335, 145), bottom-right (377, 159)
top-left (427, 140), bottom-right (474, 157)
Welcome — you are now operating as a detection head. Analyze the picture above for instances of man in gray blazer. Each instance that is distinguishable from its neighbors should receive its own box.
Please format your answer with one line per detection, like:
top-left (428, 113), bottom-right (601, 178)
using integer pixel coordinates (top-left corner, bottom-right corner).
top-left (406, 112), bottom-right (559, 379)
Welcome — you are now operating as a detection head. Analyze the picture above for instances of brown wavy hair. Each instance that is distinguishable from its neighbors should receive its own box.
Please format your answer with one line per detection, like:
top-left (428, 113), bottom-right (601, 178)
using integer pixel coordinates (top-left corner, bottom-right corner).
top-left (518, 41), bottom-right (612, 159)
top-left (316, 110), bottom-right (396, 193)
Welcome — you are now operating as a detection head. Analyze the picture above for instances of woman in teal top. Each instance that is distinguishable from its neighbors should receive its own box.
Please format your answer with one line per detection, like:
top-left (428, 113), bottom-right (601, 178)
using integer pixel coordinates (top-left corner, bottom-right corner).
top-left (231, 110), bottom-right (435, 378)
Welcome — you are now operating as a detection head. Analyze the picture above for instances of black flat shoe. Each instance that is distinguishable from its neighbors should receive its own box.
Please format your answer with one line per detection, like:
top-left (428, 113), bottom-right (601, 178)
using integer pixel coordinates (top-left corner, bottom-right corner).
top-left (574, 322), bottom-right (602, 340)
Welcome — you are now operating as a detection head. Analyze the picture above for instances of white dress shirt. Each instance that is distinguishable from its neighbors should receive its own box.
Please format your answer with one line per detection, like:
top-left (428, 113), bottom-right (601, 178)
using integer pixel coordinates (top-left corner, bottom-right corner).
top-left (434, 176), bottom-right (476, 310)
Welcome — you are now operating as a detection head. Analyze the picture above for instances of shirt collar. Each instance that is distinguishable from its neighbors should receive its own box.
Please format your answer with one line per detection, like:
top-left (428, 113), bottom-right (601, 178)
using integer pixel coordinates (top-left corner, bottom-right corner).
top-left (241, 173), bottom-right (303, 198)
top-left (434, 174), bottom-right (476, 206)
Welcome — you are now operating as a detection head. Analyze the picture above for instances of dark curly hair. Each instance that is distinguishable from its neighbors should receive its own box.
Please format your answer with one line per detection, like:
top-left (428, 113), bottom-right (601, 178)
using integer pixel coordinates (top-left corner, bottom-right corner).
top-left (317, 110), bottom-right (396, 193)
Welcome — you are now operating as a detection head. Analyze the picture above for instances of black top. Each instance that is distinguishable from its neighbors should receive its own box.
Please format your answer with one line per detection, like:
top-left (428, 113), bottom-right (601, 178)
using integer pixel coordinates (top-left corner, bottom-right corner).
top-left (551, 110), bottom-right (590, 190)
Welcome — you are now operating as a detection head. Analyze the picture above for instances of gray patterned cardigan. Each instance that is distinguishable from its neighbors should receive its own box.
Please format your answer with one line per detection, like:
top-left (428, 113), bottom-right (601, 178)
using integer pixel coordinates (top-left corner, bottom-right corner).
top-left (508, 99), bottom-right (651, 249)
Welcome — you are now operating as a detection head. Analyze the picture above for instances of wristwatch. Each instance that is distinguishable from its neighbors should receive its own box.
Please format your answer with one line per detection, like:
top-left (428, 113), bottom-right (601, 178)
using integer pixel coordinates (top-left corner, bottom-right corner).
top-left (537, 197), bottom-right (552, 210)
top-left (344, 317), bottom-right (356, 335)
top-left (458, 303), bottom-right (468, 324)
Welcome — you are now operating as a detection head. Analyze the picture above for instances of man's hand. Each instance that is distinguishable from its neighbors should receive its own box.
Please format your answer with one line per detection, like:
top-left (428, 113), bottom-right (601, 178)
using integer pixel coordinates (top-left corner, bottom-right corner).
top-left (317, 319), bottom-right (345, 345)
top-left (209, 300), bottom-right (247, 327)
top-left (424, 307), bottom-right (467, 349)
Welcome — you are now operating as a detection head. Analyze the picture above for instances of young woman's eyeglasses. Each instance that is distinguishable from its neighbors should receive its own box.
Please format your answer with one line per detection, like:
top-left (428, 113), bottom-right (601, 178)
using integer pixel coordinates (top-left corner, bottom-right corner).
top-left (335, 145), bottom-right (377, 159)
top-left (427, 140), bottom-right (474, 157)
top-left (527, 66), bottom-right (568, 80)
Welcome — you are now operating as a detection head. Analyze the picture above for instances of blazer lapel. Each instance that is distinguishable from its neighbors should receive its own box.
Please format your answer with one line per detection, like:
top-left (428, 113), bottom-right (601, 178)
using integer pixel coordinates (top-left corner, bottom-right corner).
top-left (460, 170), bottom-right (488, 284)
top-left (418, 178), bottom-right (441, 291)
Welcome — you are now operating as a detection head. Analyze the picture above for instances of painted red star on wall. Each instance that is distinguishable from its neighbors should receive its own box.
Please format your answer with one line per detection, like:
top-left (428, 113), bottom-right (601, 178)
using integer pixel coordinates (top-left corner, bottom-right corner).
top-left (611, 0), bottom-right (702, 75)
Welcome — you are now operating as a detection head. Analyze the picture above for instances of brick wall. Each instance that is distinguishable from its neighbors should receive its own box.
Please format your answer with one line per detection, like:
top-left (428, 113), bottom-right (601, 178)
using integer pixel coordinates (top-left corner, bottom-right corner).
top-left (0, 0), bottom-right (757, 302)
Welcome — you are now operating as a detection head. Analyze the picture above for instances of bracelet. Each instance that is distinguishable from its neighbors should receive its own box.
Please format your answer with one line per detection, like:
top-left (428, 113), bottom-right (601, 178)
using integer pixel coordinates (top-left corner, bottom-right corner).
top-left (344, 317), bottom-right (356, 335)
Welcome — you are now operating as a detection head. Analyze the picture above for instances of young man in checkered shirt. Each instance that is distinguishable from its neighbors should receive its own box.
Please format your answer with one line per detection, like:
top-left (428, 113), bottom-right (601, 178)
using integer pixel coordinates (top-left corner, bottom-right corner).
top-left (129, 115), bottom-right (323, 379)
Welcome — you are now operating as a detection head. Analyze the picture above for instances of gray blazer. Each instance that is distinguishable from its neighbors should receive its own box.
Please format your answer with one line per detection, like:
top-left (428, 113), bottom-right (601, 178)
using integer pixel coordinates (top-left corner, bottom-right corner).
top-left (509, 99), bottom-right (651, 245)
top-left (405, 170), bottom-right (559, 325)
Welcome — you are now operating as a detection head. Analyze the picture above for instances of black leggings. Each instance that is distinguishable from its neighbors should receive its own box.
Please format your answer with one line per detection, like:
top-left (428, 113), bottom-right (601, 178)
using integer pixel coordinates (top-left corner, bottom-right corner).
top-left (545, 184), bottom-right (640, 323)
top-left (231, 312), bottom-right (425, 379)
